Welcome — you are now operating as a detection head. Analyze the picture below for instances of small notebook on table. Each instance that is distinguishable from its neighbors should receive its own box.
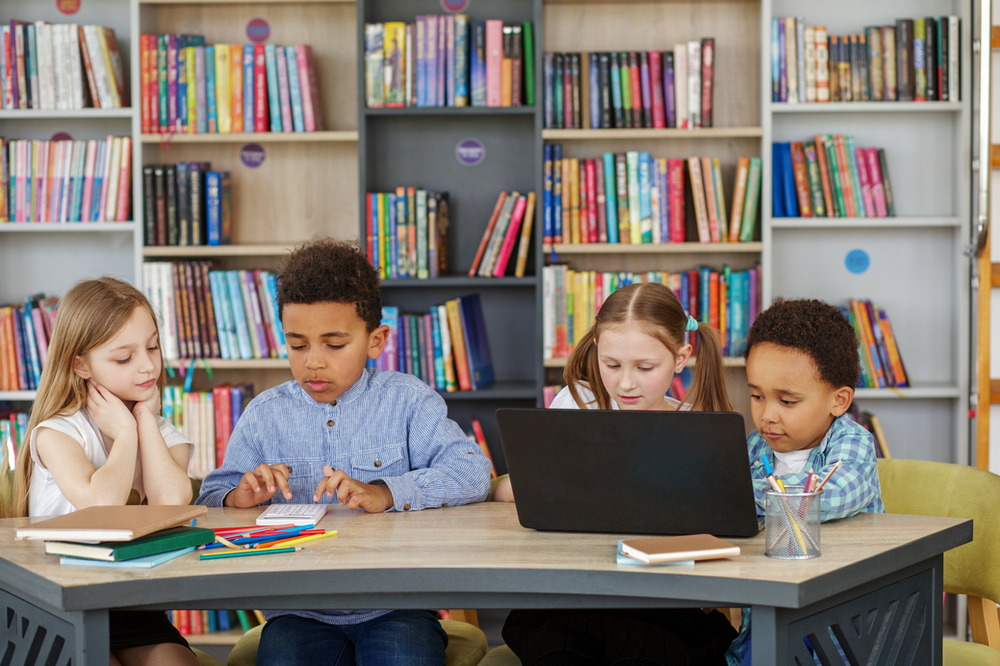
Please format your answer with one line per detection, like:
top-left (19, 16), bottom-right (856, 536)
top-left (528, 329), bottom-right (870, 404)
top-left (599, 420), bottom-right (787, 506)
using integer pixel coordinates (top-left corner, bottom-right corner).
top-left (256, 504), bottom-right (328, 527)
top-left (620, 534), bottom-right (740, 564)
top-left (16, 505), bottom-right (207, 542)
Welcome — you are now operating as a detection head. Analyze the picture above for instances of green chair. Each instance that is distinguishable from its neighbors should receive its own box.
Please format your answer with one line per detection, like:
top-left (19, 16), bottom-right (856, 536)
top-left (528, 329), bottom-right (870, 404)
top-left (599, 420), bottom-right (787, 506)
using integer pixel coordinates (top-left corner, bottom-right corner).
top-left (226, 618), bottom-right (488, 666)
top-left (878, 459), bottom-right (1000, 665)
top-left (193, 648), bottom-right (226, 666)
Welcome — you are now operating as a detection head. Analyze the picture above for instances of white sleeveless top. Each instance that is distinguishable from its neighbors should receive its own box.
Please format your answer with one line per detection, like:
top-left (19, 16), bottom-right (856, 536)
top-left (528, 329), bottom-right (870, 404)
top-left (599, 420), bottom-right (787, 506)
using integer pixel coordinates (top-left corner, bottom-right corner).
top-left (549, 383), bottom-right (691, 411)
top-left (28, 409), bottom-right (193, 517)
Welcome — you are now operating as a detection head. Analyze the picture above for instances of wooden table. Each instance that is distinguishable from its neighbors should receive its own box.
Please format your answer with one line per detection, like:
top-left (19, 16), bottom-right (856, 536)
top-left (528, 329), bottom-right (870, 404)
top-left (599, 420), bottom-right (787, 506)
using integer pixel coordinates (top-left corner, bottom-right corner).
top-left (0, 503), bottom-right (971, 665)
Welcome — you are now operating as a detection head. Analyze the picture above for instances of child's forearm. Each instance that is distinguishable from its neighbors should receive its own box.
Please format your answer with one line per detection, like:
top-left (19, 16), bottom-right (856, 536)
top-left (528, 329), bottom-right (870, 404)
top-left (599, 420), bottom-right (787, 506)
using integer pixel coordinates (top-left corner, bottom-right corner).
top-left (136, 411), bottom-right (193, 505)
top-left (83, 427), bottom-right (140, 506)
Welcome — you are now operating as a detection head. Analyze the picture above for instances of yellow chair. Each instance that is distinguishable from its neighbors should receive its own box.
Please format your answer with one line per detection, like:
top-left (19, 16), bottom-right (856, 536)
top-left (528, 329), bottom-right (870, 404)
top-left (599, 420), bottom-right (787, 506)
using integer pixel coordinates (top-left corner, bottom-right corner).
top-left (878, 458), bottom-right (1000, 665)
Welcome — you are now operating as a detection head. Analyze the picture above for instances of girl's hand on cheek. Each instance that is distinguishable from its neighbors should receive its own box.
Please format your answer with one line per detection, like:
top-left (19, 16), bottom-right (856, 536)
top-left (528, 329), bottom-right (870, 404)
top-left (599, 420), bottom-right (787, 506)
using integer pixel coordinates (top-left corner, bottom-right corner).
top-left (87, 381), bottom-right (137, 440)
top-left (132, 388), bottom-right (162, 419)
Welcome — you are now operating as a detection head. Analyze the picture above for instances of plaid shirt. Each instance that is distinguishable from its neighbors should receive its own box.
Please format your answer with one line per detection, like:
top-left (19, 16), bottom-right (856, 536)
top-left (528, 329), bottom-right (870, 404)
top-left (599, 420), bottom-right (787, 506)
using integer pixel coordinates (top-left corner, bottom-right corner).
top-left (727, 414), bottom-right (885, 665)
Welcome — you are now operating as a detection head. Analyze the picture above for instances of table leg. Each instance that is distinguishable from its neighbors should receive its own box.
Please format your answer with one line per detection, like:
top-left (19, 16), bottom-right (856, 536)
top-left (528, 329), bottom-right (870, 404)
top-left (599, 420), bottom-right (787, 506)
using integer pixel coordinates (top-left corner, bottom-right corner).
top-left (0, 587), bottom-right (109, 666)
top-left (71, 609), bottom-right (111, 666)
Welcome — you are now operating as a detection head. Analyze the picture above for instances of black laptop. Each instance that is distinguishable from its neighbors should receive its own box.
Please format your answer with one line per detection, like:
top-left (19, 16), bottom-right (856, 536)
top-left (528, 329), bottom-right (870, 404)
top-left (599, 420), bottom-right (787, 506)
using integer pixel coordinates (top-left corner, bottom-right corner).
top-left (496, 408), bottom-right (760, 538)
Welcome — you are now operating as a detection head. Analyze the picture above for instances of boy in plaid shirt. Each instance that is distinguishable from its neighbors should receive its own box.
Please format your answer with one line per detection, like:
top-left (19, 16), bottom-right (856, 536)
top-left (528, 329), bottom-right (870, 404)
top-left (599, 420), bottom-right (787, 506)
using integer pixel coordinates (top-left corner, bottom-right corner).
top-left (727, 299), bottom-right (884, 665)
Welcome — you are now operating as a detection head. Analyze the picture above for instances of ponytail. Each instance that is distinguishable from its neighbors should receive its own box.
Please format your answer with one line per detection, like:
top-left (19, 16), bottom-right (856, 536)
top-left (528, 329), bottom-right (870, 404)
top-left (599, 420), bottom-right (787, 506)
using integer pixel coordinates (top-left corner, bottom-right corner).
top-left (564, 328), bottom-right (614, 410)
top-left (685, 323), bottom-right (731, 412)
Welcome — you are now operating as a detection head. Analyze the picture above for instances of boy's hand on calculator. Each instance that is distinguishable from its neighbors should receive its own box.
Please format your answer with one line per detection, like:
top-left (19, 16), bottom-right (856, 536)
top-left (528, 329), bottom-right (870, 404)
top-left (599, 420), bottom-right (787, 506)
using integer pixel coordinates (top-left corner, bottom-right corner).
top-left (314, 465), bottom-right (394, 513)
top-left (225, 463), bottom-right (293, 508)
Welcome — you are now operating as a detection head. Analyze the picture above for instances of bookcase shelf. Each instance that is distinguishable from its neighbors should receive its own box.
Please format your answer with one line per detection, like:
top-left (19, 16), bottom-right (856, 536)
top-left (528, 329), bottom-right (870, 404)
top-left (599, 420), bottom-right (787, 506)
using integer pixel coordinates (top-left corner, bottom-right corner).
top-left (438, 381), bottom-right (538, 401)
top-left (143, 244), bottom-right (293, 257)
top-left (0, 391), bottom-right (37, 401)
top-left (185, 629), bottom-right (245, 646)
top-left (770, 217), bottom-right (961, 229)
top-left (542, 242), bottom-right (763, 255)
top-left (380, 277), bottom-right (539, 288)
top-left (854, 385), bottom-right (961, 400)
top-left (543, 357), bottom-right (747, 369)
top-left (0, 108), bottom-right (134, 119)
top-left (365, 107), bottom-right (536, 117)
top-left (541, 127), bottom-right (764, 140)
top-left (771, 101), bottom-right (963, 114)
top-left (0, 223), bottom-right (137, 233)
top-left (166, 359), bottom-right (289, 370)
top-left (140, 131), bottom-right (359, 144)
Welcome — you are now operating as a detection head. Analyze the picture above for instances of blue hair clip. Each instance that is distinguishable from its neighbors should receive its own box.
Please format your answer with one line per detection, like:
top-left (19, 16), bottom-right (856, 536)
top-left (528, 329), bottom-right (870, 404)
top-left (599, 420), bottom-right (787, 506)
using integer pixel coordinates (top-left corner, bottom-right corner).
top-left (685, 315), bottom-right (699, 332)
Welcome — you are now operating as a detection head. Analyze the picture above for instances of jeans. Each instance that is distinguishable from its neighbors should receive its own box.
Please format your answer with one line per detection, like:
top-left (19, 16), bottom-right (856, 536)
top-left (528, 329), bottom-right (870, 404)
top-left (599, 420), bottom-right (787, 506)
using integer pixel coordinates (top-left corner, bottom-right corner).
top-left (255, 611), bottom-right (449, 666)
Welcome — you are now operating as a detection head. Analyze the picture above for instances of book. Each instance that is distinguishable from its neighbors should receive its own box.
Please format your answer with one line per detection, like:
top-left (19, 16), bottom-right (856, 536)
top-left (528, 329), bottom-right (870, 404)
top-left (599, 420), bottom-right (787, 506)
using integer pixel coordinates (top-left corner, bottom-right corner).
top-left (61, 546), bottom-right (196, 569)
top-left (45, 526), bottom-right (214, 562)
top-left (256, 503), bottom-right (328, 527)
top-left (620, 534), bottom-right (740, 564)
top-left (17, 505), bottom-right (207, 542)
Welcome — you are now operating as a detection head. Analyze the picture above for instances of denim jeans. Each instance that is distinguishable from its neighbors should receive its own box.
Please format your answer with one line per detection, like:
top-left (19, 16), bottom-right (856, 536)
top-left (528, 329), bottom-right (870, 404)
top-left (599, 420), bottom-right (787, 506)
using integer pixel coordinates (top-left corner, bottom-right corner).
top-left (255, 611), bottom-right (448, 666)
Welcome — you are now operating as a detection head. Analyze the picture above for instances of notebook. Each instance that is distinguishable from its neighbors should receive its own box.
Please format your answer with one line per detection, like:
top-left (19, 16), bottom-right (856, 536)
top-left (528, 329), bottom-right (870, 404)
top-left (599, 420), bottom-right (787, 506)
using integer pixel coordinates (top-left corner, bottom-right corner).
top-left (45, 526), bottom-right (215, 561)
top-left (620, 534), bottom-right (740, 564)
top-left (17, 505), bottom-right (207, 542)
top-left (496, 408), bottom-right (759, 537)
top-left (256, 503), bottom-right (328, 527)
top-left (60, 546), bottom-right (196, 568)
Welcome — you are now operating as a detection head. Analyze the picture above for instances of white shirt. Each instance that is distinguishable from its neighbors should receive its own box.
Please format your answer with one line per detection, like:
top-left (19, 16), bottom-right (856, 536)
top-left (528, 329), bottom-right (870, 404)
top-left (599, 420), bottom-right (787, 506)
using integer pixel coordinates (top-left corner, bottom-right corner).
top-left (772, 448), bottom-right (813, 476)
top-left (28, 409), bottom-right (193, 517)
top-left (549, 383), bottom-right (689, 411)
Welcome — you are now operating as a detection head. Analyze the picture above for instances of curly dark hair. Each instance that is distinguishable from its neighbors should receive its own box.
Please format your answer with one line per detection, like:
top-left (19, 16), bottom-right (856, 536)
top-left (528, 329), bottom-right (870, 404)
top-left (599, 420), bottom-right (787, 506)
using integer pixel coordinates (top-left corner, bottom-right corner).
top-left (744, 299), bottom-right (860, 389)
top-left (277, 238), bottom-right (382, 332)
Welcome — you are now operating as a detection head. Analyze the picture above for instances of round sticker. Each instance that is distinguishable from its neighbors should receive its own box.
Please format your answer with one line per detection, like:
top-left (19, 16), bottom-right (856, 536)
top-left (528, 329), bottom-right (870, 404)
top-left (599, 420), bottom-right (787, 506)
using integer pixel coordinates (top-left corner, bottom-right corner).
top-left (455, 138), bottom-right (485, 167)
top-left (246, 18), bottom-right (271, 44)
top-left (440, 0), bottom-right (471, 12)
top-left (56, 0), bottom-right (81, 15)
top-left (51, 131), bottom-right (72, 141)
top-left (240, 143), bottom-right (266, 168)
top-left (845, 249), bottom-right (870, 274)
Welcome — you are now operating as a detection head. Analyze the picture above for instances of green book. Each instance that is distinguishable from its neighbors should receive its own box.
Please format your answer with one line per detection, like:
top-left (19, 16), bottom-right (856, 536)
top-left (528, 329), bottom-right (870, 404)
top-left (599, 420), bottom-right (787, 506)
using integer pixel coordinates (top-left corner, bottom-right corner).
top-left (803, 143), bottom-right (826, 218)
top-left (235, 609), bottom-right (253, 632)
top-left (522, 21), bottom-right (535, 106)
top-left (822, 136), bottom-right (846, 217)
top-left (44, 526), bottom-right (214, 562)
top-left (739, 157), bottom-right (762, 242)
top-left (625, 151), bottom-right (641, 244)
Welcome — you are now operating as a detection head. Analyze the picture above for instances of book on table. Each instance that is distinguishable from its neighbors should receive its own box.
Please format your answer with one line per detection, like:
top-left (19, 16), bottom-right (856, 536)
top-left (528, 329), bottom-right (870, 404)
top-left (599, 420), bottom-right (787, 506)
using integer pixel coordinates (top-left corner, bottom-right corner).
top-left (620, 534), bottom-right (740, 564)
top-left (44, 526), bottom-right (215, 561)
top-left (16, 505), bottom-right (207, 542)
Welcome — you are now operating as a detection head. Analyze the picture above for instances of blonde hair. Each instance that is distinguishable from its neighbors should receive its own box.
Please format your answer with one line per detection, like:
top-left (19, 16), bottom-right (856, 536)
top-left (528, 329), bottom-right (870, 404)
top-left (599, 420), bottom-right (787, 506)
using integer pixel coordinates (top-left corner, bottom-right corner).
top-left (565, 282), bottom-right (732, 413)
top-left (7, 277), bottom-right (162, 518)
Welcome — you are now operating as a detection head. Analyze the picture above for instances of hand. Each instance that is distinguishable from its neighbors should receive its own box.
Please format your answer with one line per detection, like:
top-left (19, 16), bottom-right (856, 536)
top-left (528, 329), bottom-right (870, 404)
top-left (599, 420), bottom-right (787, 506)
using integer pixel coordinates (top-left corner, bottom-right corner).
top-left (86, 381), bottom-right (137, 441)
top-left (314, 465), bottom-right (394, 513)
top-left (132, 387), bottom-right (162, 419)
top-left (224, 463), bottom-right (293, 508)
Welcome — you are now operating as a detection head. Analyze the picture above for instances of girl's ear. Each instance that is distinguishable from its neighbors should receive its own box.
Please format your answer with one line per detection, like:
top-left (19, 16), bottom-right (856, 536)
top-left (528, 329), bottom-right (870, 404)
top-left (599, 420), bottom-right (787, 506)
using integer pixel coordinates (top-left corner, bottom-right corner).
top-left (73, 355), bottom-right (91, 380)
top-left (674, 343), bottom-right (693, 373)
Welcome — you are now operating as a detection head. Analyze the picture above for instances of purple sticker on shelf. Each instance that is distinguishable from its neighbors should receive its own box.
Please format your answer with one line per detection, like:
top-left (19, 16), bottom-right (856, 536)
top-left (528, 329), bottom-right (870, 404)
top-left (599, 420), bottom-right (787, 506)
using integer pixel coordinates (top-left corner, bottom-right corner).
top-left (51, 131), bottom-right (72, 141)
top-left (845, 249), bottom-right (870, 274)
top-left (56, 0), bottom-right (80, 15)
top-left (240, 143), bottom-right (266, 168)
top-left (246, 18), bottom-right (271, 44)
top-left (455, 138), bottom-right (485, 167)
top-left (440, 0), bottom-right (471, 13)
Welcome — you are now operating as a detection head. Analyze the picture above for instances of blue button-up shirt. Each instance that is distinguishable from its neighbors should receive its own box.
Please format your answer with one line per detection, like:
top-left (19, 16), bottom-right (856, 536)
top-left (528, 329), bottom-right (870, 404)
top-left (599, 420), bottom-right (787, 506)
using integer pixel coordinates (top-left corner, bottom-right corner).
top-left (197, 368), bottom-right (492, 625)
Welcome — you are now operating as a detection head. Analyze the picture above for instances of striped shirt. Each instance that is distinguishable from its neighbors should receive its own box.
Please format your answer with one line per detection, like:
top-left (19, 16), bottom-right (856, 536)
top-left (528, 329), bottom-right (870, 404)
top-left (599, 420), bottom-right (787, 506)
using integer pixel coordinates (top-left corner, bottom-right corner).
top-left (197, 368), bottom-right (492, 625)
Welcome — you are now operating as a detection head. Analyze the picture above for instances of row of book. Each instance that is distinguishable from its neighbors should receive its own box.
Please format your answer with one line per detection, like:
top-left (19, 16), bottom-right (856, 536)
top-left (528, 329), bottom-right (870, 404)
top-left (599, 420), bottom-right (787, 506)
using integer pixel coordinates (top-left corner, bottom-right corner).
top-left (364, 17), bottom-right (535, 108)
top-left (544, 40), bottom-right (715, 130)
top-left (162, 384), bottom-right (252, 480)
top-left (543, 265), bottom-right (761, 360)
top-left (0, 294), bottom-right (58, 392)
top-left (142, 162), bottom-right (232, 246)
top-left (168, 609), bottom-right (264, 636)
top-left (0, 408), bottom-right (28, 469)
top-left (2, 136), bottom-right (132, 224)
top-left (141, 35), bottom-right (323, 135)
top-left (841, 299), bottom-right (908, 389)
top-left (366, 188), bottom-right (450, 280)
top-left (772, 17), bottom-right (960, 104)
top-left (773, 137), bottom-right (895, 219)
top-left (468, 191), bottom-right (536, 278)
top-left (371, 294), bottom-right (494, 392)
top-left (142, 262), bottom-right (286, 362)
top-left (849, 406), bottom-right (893, 459)
top-left (544, 146), bottom-right (762, 245)
top-left (0, 22), bottom-right (127, 110)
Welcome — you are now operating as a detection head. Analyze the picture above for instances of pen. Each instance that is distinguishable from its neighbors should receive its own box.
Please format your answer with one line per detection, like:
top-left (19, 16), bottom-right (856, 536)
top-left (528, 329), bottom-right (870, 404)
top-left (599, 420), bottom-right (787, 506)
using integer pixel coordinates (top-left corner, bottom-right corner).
top-left (761, 456), bottom-right (786, 493)
top-left (813, 460), bottom-right (842, 493)
top-left (199, 547), bottom-right (302, 561)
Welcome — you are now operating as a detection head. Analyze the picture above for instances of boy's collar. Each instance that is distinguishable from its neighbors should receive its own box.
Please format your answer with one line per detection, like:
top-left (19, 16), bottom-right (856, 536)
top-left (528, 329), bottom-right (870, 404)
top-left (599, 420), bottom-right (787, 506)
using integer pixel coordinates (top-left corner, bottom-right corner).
top-left (293, 368), bottom-right (372, 407)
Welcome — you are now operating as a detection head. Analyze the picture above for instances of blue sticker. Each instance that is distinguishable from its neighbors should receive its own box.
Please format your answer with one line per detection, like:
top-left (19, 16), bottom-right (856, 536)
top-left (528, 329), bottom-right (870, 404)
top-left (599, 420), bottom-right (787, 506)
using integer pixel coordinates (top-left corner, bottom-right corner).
top-left (455, 138), bottom-right (485, 166)
top-left (240, 143), bottom-right (266, 168)
top-left (845, 249), bottom-right (870, 274)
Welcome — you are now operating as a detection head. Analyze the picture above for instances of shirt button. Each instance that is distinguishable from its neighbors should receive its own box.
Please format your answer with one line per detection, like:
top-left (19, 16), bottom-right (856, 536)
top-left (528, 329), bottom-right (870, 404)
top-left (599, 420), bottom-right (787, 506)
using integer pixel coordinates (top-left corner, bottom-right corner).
top-left (374, 460), bottom-right (382, 468)
top-left (442, 502), bottom-right (448, 507)
top-left (403, 504), bottom-right (411, 510)
top-left (330, 400), bottom-right (337, 406)
top-left (326, 420), bottom-right (335, 427)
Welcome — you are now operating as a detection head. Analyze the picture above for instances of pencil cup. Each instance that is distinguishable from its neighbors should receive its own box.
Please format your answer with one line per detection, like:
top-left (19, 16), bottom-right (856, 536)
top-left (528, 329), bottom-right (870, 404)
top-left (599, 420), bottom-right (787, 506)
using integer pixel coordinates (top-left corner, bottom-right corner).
top-left (764, 486), bottom-right (821, 559)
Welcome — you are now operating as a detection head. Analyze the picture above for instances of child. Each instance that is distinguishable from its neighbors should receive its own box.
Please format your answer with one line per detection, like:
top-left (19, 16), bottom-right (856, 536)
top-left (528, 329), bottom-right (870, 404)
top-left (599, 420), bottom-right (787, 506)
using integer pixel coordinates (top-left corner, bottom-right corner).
top-left (498, 282), bottom-right (739, 665)
top-left (197, 238), bottom-right (492, 666)
top-left (10, 277), bottom-right (198, 666)
top-left (726, 299), bottom-right (884, 665)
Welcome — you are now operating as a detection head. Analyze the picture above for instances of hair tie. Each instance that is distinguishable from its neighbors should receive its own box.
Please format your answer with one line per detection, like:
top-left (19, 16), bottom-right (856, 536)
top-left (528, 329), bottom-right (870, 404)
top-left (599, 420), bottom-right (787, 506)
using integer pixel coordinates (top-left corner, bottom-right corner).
top-left (685, 315), bottom-right (699, 332)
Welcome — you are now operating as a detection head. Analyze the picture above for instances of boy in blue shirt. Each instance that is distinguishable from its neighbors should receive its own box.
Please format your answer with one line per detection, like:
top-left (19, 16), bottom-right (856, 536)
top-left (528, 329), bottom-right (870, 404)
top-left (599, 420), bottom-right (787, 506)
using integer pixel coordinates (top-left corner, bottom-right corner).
top-left (198, 238), bottom-right (492, 666)
top-left (727, 299), bottom-right (884, 665)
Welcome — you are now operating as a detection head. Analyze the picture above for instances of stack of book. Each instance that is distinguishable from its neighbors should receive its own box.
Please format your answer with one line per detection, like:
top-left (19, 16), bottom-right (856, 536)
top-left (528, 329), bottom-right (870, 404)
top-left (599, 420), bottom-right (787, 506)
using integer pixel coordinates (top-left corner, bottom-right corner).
top-left (772, 17), bottom-right (960, 103)
top-left (141, 36), bottom-right (323, 134)
top-left (0, 22), bottom-right (128, 110)
top-left (0, 406), bottom-right (28, 469)
top-left (163, 383), bottom-right (253, 479)
top-left (364, 18), bottom-right (535, 108)
top-left (840, 299), bottom-right (908, 390)
top-left (468, 191), bottom-right (536, 278)
top-left (169, 610), bottom-right (264, 636)
top-left (543, 265), bottom-right (761, 360)
top-left (366, 188), bottom-right (450, 279)
top-left (17, 505), bottom-right (213, 569)
top-left (142, 162), bottom-right (232, 246)
top-left (544, 146), bottom-right (761, 244)
top-left (142, 262), bottom-right (286, 362)
top-left (544, 40), bottom-right (716, 129)
top-left (773, 137), bottom-right (894, 218)
top-left (372, 295), bottom-right (494, 392)
top-left (2, 136), bottom-right (132, 223)
top-left (0, 293), bottom-right (59, 391)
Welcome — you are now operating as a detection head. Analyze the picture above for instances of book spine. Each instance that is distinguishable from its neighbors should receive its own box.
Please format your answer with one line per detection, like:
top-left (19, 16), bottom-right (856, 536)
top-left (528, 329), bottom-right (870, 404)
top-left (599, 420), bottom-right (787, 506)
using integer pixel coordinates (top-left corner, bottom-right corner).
top-left (230, 44), bottom-right (244, 133)
top-left (649, 51), bottom-right (665, 128)
top-left (264, 44), bottom-right (281, 132)
top-left (284, 46), bottom-right (305, 132)
top-left (485, 20), bottom-right (503, 107)
top-left (639, 51), bottom-right (652, 128)
top-left (243, 45), bottom-right (255, 132)
top-left (700, 38), bottom-right (713, 126)
top-left (275, 45), bottom-right (293, 132)
top-left (814, 26), bottom-right (829, 102)
top-left (253, 45), bottom-right (266, 132)
top-left (882, 26), bottom-right (897, 100)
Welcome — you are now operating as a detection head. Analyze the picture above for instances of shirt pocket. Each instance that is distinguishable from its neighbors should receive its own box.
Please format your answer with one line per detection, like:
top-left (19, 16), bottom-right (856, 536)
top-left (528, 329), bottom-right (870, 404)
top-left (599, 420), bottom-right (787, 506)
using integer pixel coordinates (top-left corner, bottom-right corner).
top-left (349, 446), bottom-right (407, 484)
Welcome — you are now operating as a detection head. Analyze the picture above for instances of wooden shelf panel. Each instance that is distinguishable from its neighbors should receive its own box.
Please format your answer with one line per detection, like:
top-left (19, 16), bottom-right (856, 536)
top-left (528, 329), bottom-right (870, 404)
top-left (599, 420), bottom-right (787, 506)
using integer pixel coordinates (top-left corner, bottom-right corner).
top-left (0, 391), bottom-right (36, 401)
top-left (366, 107), bottom-right (536, 116)
top-left (543, 127), bottom-right (763, 140)
top-left (854, 385), bottom-right (960, 400)
top-left (544, 357), bottom-right (745, 368)
top-left (185, 629), bottom-right (245, 646)
top-left (0, 222), bottom-right (136, 233)
top-left (771, 101), bottom-right (962, 113)
top-left (0, 108), bottom-right (133, 119)
top-left (438, 381), bottom-right (537, 401)
top-left (543, 242), bottom-right (762, 254)
top-left (144, 245), bottom-right (293, 257)
top-left (166, 359), bottom-right (288, 369)
top-left (141, 131), bottom-right (358, 144)
top-left (770, 217), bottom-right (960, 229)
top-left (381, 277), bottom-right (538, 288)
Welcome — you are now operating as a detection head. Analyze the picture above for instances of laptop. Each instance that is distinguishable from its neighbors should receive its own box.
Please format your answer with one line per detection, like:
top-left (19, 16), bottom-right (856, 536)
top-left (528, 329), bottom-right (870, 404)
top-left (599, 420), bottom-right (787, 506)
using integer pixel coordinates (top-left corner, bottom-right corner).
top-left (496, 408), bottom-right (760, 538)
